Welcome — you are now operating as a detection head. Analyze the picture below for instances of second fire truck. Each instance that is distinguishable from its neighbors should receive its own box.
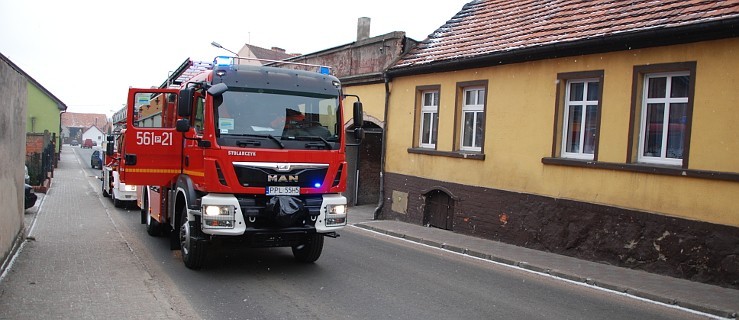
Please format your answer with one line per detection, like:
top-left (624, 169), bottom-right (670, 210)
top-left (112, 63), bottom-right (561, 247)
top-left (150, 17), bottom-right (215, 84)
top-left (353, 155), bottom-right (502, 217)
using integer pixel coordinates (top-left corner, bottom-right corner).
top-left (120, 57), bottom-right (363, 269)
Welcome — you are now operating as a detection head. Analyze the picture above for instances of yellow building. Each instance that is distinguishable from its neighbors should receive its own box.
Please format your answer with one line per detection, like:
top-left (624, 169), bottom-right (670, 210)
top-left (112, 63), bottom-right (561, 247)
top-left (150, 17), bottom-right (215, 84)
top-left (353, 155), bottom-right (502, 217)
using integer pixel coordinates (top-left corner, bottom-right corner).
top-left (381, 0), bottom-right (739, 287)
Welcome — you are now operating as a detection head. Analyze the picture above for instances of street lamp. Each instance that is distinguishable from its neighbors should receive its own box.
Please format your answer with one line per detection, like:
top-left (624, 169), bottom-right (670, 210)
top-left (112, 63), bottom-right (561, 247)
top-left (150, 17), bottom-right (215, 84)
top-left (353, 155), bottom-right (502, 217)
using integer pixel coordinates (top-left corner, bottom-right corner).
top-left (210, 41), bottom-right (239, 57)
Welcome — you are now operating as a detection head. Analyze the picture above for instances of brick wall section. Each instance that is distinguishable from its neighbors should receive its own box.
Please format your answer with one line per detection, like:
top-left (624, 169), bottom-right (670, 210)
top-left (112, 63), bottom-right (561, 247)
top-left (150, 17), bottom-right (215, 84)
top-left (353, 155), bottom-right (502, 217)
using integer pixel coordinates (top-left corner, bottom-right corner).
top-left (382, 172), bottom-right (739, 288)
top-left (25, 133), bottom-right (45, 154)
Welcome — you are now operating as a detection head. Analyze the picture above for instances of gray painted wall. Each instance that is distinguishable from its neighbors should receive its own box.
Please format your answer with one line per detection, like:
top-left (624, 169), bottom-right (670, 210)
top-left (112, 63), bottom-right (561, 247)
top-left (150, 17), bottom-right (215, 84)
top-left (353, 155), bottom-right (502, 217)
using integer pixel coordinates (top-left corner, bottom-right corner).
top-left (0, 58), bottom-right (28, 268)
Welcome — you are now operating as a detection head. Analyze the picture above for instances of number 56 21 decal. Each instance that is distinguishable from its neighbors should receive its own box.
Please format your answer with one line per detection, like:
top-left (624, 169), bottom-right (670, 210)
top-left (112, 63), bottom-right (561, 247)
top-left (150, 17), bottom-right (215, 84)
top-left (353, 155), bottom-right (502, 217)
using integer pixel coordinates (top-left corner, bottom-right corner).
top-left (136, 131), bottom-right (173, 146)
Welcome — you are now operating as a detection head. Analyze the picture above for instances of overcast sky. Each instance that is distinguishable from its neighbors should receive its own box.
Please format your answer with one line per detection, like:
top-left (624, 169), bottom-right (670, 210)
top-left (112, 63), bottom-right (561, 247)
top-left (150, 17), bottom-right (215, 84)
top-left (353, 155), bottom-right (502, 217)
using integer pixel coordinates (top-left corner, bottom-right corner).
top-left (1, 0), bottom-right (470, 116)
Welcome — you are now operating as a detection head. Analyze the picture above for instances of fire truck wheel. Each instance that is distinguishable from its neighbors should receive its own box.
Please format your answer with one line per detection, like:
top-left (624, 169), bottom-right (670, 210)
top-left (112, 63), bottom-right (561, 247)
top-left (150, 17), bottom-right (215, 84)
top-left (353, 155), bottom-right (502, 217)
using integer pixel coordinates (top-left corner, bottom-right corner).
top-left (292, 234), bottom-right (324, 263)
top-left (101, 181), bottom-right (109, 197)
top-left (140, 197), bottom-right (147, 224)
top-left (179, 206), bottom-right (206, 269)
top-left (145, 198), bottom-right (162, 236)
top-left (112, 192), bottom-right (123, 208)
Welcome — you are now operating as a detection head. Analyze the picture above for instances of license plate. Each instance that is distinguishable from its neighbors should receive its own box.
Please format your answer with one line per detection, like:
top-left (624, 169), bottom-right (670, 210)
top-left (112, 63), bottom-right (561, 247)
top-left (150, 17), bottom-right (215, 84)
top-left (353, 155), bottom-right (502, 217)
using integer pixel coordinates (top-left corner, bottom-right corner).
top-left (266, 186), bottom-right (300, 196)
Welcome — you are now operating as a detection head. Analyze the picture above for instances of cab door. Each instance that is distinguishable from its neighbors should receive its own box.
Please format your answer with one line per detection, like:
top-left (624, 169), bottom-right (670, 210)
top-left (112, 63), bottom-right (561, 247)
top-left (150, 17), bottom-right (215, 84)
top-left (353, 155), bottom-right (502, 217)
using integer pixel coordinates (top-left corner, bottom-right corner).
top-left (120, 88), bottom-right (183, 186)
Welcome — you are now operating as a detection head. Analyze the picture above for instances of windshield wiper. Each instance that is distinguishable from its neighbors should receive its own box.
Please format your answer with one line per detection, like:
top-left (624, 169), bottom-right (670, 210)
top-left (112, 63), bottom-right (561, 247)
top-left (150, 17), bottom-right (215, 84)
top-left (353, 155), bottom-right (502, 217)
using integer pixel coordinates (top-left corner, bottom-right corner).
top-left (224, 133), bottom-right (285, 149)
top-left (288, 136), bottom-right (333, 150)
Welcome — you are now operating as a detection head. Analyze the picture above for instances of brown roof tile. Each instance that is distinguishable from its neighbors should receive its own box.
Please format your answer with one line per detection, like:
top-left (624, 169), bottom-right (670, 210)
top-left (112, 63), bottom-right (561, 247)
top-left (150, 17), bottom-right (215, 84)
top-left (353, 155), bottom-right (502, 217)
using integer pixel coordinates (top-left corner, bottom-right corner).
top-left (244, 44), bottom-right (299, 61)
top-left (392, 0), bottom-right (739, 71)
top-left (62, 112), bottom-right (109, 131)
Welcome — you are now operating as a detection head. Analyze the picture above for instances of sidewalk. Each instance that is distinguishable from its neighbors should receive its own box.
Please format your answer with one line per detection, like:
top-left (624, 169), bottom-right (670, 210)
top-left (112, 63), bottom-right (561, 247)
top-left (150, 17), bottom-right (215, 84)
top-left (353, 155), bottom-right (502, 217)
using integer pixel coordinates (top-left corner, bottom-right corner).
top-left (0, 148), bottom-right (187, 319)
top-left (349, 204), bottom-right (739, 319)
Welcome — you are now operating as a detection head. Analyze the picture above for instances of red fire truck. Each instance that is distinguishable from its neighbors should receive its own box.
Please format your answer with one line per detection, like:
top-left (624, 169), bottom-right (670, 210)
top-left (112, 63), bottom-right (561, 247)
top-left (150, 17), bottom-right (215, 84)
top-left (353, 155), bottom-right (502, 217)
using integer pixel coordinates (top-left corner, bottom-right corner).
top-left (102, 111), bottom-right (138, 208)
top-left (120, 57), bottom-right (363, 269)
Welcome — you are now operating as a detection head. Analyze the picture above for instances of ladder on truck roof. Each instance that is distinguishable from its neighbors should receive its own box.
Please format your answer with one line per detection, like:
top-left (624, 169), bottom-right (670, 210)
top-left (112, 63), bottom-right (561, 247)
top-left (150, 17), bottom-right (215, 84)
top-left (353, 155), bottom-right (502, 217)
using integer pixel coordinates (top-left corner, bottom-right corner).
top-left (158, 56), bottom-right (333, 91)
top-left (159, 58), bottom-right (213, 89)
top-left (215, 56), bottom-right (333, 75)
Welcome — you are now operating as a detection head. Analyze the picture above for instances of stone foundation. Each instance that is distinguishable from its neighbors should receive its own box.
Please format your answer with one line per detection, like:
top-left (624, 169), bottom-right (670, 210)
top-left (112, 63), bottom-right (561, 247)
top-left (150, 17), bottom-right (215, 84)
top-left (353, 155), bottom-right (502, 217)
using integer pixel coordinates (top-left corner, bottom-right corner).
top-left (382, 172), bottom-right (739, 289)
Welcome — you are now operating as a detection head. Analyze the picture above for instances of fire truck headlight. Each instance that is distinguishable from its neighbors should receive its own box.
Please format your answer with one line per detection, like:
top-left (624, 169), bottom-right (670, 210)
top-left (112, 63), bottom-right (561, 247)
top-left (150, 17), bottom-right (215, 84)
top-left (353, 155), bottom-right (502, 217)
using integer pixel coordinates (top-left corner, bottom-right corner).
top-left (328, 204), bottom-right (346, 215)
top-left (325, 204), bottom-right (347, 227)
top-left (204, 205), bottom-right (231, 216)
top-left (123, 184), bottom-right (137, 192)
top-left (202, 205), bottom-right (235, 229)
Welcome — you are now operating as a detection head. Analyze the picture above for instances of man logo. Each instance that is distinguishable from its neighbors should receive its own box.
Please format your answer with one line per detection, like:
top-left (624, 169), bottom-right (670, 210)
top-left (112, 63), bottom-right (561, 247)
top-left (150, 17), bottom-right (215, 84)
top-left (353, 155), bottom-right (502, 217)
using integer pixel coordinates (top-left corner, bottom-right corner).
top-left (268, 175), bottom-right (299, 183)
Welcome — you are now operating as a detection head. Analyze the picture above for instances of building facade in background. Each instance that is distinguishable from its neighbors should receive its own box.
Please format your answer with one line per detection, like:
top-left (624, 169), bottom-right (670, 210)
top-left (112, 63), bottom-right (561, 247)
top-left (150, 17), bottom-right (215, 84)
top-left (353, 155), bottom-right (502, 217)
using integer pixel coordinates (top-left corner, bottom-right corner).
top-left (383, 0), bottom-right (739, 287)
top-left (61, 112), bottom-right (109, 144)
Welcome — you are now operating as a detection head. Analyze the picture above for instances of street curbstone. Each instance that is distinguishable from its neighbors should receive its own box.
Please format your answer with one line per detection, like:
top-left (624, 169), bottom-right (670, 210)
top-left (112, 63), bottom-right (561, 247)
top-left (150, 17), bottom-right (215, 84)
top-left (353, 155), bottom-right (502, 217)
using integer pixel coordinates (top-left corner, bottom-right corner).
top-left (441, 244), bottom-right (467, 254)
top-left (517, 262), bottom-right (550, 274)
top-left (404, 235), bottom-right (423, 243)
top-left (420, 238), bottom-right (443, 248)
top-left (387, 231), bottom-right (406, 239)
top-left (488, 255), bottom-right (518, 267)
top-left (626, 289), bottom-right (677, 307)
top-left (466, 250), bottom-right (491, 260)
top-left (548, 269), bottom-right (587, 283)
top-left (674, 300), bottom-right (736, 319)
top-left (593, 281), bottom-right (629, 293)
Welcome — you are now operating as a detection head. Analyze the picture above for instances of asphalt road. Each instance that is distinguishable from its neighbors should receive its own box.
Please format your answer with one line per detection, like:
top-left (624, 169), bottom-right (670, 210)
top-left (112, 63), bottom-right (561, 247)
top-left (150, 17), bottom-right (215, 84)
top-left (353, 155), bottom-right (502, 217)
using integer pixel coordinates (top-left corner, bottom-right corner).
top-left (71, 146), bottom-right (711, 320)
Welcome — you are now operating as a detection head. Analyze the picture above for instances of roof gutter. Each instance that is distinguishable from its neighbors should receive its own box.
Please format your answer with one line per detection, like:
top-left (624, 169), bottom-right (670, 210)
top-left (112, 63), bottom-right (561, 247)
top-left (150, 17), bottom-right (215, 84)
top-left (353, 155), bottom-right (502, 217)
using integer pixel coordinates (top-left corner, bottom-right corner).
top-left (387, 17), bottom-right (739, 78)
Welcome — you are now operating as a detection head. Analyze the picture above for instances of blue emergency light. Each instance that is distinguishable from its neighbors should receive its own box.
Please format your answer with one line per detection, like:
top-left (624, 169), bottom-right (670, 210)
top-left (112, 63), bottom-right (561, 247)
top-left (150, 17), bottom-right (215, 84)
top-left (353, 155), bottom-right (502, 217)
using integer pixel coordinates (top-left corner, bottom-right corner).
top-left (319, 66), bottom-right (330, 75)
top-left (214, 56), bottom-right (233, 67)
top-left (314, 182), bottom-right (322, 188)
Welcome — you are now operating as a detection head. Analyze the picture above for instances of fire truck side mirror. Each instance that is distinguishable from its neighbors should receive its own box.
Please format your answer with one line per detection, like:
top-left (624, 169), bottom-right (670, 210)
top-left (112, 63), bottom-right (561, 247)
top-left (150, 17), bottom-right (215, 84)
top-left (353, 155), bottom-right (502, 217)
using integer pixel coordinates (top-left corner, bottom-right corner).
top-left (353, 101), bottom-right (364, 129)
top-left (106, 142), bottom-right (114, 156)
top-left (353, 101), bottom-right (364, 141)
top-left (207, 83), bottom-right (228, 96)
top-left (178, 88), bottom-right (193, 117)
top-left (176, 119), bottom-right (191, 133)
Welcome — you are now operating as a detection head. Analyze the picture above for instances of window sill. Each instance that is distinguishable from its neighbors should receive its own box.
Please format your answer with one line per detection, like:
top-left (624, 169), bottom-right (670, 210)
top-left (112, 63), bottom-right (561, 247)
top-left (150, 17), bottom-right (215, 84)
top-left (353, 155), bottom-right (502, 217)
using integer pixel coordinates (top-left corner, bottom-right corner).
top-left (541, 157), bottom-right (739, 182)
top-left (408, 148), bottom-right (485, 160)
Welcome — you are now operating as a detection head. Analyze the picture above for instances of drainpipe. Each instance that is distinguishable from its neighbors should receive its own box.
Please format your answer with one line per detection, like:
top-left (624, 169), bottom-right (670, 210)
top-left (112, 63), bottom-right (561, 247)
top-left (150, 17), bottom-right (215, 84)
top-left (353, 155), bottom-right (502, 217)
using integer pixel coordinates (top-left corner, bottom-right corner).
top-left (373, 74), bottom-right (391, 220)
top-left (58, 109), bottom-right (66, 157)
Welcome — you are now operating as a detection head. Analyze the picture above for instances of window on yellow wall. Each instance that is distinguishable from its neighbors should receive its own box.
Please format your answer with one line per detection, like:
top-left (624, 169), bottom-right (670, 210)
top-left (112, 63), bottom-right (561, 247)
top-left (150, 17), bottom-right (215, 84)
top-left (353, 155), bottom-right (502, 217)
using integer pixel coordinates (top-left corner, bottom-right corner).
top-left (460, 87), bottom-right (485, 152)
top-left (562, 79), bottom-right (600, 160)
top-left (553, 71), bottom-right (603, 160)
top-left (413, 85), bottom-right (441, 149)
top-left (420, 90), bottom-right (439, 148)
top-left (629, 62), bottom-right (695, 169)
top-left (638, 72), bottom-right (691, 166)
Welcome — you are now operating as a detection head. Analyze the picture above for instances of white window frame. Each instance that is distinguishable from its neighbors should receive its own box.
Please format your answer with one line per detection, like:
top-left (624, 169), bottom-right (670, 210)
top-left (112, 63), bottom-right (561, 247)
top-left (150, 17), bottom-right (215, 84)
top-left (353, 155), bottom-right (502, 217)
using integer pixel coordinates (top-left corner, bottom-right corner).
top-left (419, 90), bottom-right (439, 148)
top-left (460, 87), bottom-right (485, 152)
top-left (638, 71), bottom-right (689, 166)
top-left (561, 79), bottom-right (599, 160)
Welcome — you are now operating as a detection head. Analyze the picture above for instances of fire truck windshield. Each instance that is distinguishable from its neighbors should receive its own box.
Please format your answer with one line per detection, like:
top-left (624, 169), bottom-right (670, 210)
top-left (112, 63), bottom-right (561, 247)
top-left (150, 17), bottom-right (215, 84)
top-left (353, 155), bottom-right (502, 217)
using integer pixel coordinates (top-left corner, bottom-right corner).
top-left (215, 90), bottom-right (340, 149)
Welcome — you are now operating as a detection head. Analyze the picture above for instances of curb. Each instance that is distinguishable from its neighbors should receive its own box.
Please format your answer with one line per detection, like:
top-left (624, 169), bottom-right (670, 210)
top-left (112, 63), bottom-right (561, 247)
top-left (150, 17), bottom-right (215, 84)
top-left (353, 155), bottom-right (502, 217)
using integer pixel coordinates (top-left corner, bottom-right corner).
top-left (354, 223), bottom-right (737, 319)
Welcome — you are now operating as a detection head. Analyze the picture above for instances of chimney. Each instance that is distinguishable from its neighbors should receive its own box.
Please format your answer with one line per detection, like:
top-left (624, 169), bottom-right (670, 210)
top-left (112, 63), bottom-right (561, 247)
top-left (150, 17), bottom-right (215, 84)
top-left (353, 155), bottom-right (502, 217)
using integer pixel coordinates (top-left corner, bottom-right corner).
top-left (271, 47), bottom-right (286, 53)
top-left (357, 17), bottom-right (371, 41)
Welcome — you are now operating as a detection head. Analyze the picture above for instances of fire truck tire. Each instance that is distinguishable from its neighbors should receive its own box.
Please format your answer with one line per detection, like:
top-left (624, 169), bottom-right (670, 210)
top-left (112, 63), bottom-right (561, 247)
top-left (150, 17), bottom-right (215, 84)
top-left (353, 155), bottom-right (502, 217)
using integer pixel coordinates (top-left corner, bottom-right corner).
top-left (179, 206), bottom-right (206, 269)
top-left (292, 234), bottom-right (324, 263)
top-left (140, 199), bottom-right (147, 224)
top-left (102, 181), bottom-right (109, 197)
top-left (112, 192), bottom-right (123, 208)
top-left (146, 215), bottom-right (162, 236)
top-left (145, 198), bottom-right (162, 236)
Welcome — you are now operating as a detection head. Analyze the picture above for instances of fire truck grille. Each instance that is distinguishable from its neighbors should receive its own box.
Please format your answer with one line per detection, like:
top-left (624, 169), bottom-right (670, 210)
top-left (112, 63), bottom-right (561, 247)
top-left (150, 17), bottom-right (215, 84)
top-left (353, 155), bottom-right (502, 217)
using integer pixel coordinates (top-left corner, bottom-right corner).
top-left (233, 166), bottom-right (328, 188)
top-left (236, 195), bottom-right (323, 229)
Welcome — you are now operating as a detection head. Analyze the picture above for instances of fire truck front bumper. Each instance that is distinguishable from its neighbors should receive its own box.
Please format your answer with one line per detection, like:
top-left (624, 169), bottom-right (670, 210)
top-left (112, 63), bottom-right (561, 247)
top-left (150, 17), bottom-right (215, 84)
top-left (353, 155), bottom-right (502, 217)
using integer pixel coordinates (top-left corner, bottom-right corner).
top-left (195, 193), bottom-right (347, 236)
